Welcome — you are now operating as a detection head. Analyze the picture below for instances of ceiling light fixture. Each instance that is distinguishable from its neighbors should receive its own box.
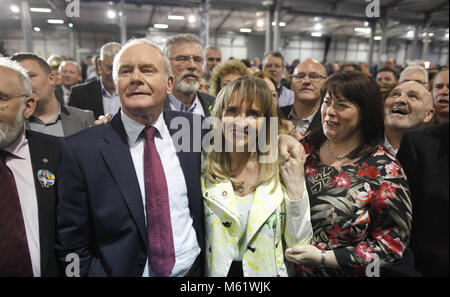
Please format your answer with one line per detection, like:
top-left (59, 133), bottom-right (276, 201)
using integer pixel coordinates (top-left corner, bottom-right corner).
top-left (30, 8), bottom-right (52, 13)
top-left (279, 22), bottom-right (286, 27)
top-left (240, 28), bottom-right (252, 33)
top-left (188, 15), bottom-right (196, 23)
top-left (257, 20), bottom-right (264, 27)
top-left (168, 15), bottom-right (185, 21)
top-left (311, 32), bottom-right (322, 37)
top-left (354, 27), bottom-right (371, 33)
top-left (314, 23), bottom-right (322, 31)
top-left (107, 10), bottom-right (116, 19)
top-left (10, 5), bottom-right (20, 13)
top-left (47, 19), bottom-right (64, 24)
top-left (374, 36), bottom-right (382, 40)
top-left (33, 27), bottom-right (41, 32)
top-left (154, 24), bottom-right (169, 29)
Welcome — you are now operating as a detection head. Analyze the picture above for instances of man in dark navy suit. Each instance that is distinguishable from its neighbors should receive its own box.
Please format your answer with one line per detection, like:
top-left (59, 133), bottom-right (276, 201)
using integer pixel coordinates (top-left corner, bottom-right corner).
top-left (56, 39), bottom-right (205, 277)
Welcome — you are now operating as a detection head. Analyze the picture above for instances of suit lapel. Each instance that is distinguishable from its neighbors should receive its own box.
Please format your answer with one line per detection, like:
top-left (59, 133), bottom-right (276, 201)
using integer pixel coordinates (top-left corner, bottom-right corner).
top-left (307, 110), bottom-right (322, 133)
top-left (93, 80), bottom-right (105, 116)
top-left (197, 92), bottom-right (214, 117)
top-left (99, 114), bottom-right (147, 244)
top-left (60, 105), bottom-right (78, 136)
top-left (27, 131), bottom-right (59, 276)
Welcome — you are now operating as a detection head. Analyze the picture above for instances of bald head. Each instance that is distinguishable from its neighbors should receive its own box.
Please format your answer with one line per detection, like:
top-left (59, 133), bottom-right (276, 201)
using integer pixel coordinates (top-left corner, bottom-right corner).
top-left (385, 80), bottom-right (435, 131)
top-left (291, 58), bottom-right (328, 106)
top-left (294, 58), bottom-right (327, 77)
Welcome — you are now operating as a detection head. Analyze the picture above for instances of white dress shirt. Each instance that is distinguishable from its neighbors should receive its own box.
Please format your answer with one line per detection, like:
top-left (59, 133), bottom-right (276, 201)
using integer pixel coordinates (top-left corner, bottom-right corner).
top-left (100, 79), bottom-right (120, 116)
top-left (3, 133), bottom-right (41, 277)
top-left (121, 111), bottom-right (201, 277)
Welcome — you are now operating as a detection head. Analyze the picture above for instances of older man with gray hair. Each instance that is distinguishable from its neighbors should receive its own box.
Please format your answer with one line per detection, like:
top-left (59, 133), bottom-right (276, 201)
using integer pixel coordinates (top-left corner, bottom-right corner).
top-left (0, 57), bottom-right (61, 276)
top-left (163, 33), bottom-right (215, 117)
top-left (69, 42), bottom-right (122, 119)
top-left (399, 65), bottom-right (429, 89)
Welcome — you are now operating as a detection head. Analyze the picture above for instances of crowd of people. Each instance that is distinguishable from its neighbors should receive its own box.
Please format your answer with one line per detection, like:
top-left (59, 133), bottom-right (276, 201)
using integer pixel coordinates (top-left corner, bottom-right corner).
top-left (0, 33), bottom-right (448, 277)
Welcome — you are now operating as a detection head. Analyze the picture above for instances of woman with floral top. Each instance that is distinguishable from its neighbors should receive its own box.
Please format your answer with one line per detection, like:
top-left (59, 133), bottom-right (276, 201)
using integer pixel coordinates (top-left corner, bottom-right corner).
top-left (202, 76), bottom-right (313, 277)
top-left (285, 71), bottom-right (412, 276)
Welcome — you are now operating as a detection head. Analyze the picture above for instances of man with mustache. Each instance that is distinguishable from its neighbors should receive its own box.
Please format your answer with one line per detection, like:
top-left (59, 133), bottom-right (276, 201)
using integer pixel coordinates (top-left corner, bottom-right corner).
top-left (163, 34), bottom-right (215, 117)
top-left (431, 69), bottom-right (449, 123)
top-left (281, 58), bottom-right (328, 140)
top-left (0, 57), bottom-right (61, 276)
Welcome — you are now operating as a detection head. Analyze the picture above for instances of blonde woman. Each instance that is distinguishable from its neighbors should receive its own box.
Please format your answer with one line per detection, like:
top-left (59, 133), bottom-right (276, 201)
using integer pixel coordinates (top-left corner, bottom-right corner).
top-left (202, 76), bottom-right (313, 277)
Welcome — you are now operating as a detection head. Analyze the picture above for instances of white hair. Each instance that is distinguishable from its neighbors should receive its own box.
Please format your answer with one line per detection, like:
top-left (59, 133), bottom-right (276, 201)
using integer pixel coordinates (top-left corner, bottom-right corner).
top-left (399, 65), bottom-right (429, 84)
top-left (112, 38), bottom-right (172, 86)
top-left (58, 60), bottom-right (81, 75)
top-left (100, 42), bottom-right (122, 61)
top-left (0, 57), bottom-right (32, 97)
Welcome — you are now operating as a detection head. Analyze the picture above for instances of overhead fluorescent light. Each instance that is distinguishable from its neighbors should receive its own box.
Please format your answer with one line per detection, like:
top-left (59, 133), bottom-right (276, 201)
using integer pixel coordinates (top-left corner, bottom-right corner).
top-left (354, 27), bottom-right (371, 33)
top-left (279, 22), bottom-right (286, 27)
top-left (445, 33), bottom-right (449, 39)
top-left (311, 32), bottom-right (322, 37)
top-left (33, 27), bottom-right (41, 32)
top-left (428, 32), bottom-right (434, 37)
top-left (154, 24), bottom-right (169, 29)
top-left (168, 15), bottom-right (185, 21)
top-left (240, 28), bottom-right (252, 33)
top-left (10, 5), bottom-right (20, 13)
top-left (30, 7), bottom-right (52, 13)
top-left (188, 15), bottom-right (196, 23)
top-left (47, 19), bottom-right (64, 24)
top-left (374, 36), bottom-right (382, 40)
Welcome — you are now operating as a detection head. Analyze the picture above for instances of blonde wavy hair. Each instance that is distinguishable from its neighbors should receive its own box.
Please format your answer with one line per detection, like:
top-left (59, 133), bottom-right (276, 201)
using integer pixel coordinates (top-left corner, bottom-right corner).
top-left (203, 75), bottom-right (281, 193)
top-left (209, 59), bottom-right (250, 97)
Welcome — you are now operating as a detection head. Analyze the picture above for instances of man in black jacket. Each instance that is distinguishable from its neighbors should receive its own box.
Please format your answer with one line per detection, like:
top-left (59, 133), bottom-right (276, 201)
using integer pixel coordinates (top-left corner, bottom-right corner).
top-left (69, 42), bottom-right (122, 119)
top-left (0, 57), bottom-right (61, 276)
top-left (396, 121), bottom-right (449, 276)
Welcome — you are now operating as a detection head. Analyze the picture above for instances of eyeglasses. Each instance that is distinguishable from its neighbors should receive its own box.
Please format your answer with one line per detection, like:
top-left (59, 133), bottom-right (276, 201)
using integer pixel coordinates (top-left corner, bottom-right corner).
top-left (291, 72), bottom-right (326, 82)
top-left (170, 55), bottom-right (204, 64)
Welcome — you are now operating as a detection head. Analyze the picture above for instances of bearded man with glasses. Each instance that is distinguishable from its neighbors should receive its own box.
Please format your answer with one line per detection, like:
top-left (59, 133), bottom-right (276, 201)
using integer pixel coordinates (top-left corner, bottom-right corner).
top-left (281, 58), bottom-right (328, 141)
top-left (163, 34), bottom-right (215, 117)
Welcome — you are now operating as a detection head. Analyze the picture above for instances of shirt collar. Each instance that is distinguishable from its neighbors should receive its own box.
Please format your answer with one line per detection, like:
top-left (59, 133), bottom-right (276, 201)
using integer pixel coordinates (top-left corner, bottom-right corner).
top-left (120, 110), bottom-right (164, 147)
top-left (2, 131), bottom-right (28, 160)
top-left (29, 102), bottom-right (62, 124)
top-left (288, 106), bottom-right (317, 123)
top-left (383, 136), bottom-right (397, 156)
top-left (100, 78), bottom-right (118, 97)
top-left (168, 92), bottom-right (200, 113)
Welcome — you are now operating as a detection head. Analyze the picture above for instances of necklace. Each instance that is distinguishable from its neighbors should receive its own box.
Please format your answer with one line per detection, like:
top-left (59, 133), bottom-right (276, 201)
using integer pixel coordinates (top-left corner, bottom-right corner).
top-left (326, 139), bottom-right (347, 159)
top-left (232, 181), bottom-right (245, 193)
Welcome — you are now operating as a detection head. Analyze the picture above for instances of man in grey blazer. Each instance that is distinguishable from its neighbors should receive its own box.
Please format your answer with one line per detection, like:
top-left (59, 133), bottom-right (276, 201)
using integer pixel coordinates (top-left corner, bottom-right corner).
top-left (12, 53), bottom-right (94, 137)
top-left (163, 34), bottom-right (215, 117)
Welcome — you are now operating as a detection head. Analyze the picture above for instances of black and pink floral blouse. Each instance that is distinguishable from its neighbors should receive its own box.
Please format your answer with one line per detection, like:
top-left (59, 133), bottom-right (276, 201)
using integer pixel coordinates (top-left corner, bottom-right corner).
top-left (297, 144), bottom-right (412, 277)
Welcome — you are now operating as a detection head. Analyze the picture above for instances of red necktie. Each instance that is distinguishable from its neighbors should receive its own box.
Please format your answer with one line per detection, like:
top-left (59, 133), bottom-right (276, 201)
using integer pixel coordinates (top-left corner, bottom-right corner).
top-left (143, 126), bottom-right (175, 277)
top-left (0, 151), bottom-right (33, 276)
